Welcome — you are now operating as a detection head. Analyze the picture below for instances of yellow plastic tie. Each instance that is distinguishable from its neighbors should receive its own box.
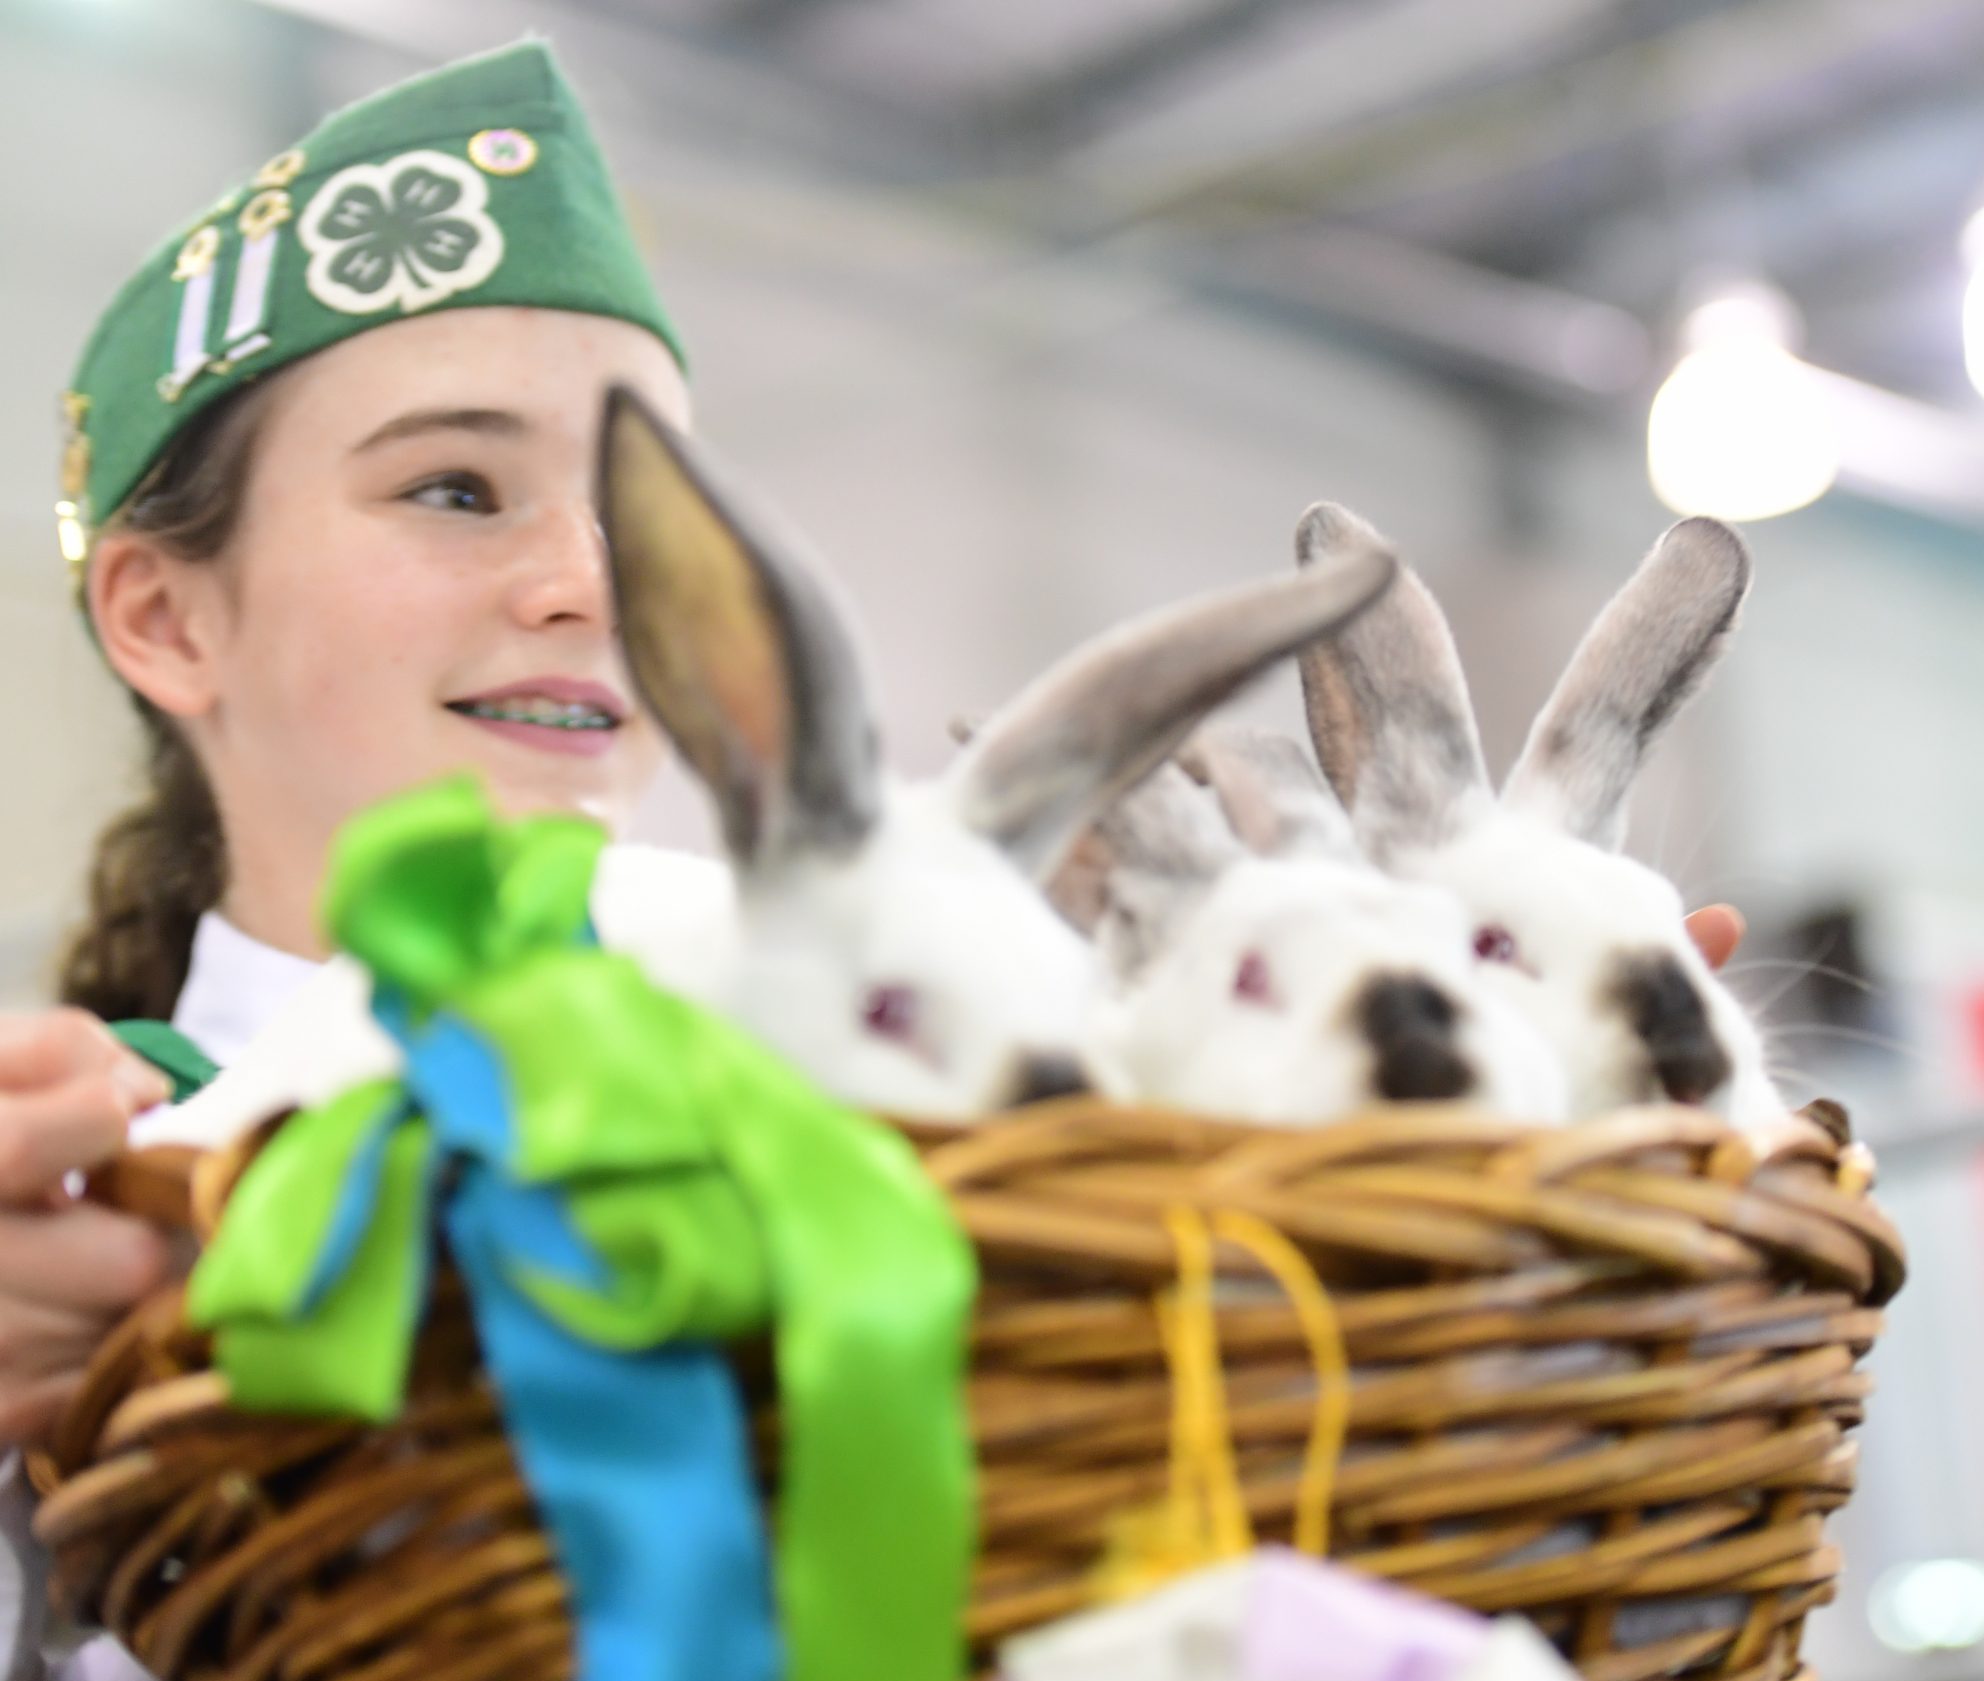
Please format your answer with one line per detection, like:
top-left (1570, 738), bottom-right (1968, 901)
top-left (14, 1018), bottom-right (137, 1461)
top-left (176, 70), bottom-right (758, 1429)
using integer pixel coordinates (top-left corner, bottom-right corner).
top-left (1167, 1206), bottom-right (1252, 1559)
top-left (1090, 1205), bottom-right (1350, 1603)
top-left (1209, 1209), bottom-right (1350, 1557)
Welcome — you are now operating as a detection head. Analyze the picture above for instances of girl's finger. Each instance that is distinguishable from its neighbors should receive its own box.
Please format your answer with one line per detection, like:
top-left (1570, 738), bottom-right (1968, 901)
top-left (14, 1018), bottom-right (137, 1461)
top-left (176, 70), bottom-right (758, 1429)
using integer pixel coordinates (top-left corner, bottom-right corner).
top-left (0, 1010), bottom-right (128, 1092)
top-left (1685, 904), bottom-right (1746, 971)
top-left (0, 1291), bottom-right (113, 1384)
top-left (0, 1370), bottom-right (84, 1452)
top-left (0, 1071), bottom-right (160, 1197)
top-left (0, 1205), bottom-right (170, 1313)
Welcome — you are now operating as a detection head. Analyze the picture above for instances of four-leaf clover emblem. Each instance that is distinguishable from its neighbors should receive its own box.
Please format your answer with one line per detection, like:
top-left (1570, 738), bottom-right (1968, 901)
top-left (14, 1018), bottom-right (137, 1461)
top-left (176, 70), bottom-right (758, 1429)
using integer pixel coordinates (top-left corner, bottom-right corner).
top-left (299, 150), bottom-right (505, 315)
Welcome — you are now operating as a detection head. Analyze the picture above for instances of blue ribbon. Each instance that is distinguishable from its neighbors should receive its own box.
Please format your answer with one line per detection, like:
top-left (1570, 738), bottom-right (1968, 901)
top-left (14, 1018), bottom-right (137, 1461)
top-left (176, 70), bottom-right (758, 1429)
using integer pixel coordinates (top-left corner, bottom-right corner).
top-left (361, 985), bottom-right (782, 1681)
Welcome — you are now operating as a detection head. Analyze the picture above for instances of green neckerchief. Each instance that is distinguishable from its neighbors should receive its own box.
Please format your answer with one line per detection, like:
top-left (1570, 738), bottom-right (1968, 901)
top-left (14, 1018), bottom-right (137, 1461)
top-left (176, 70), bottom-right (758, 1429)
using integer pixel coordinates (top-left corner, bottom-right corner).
top-left (111, 1019), bottom-right (219, 1103)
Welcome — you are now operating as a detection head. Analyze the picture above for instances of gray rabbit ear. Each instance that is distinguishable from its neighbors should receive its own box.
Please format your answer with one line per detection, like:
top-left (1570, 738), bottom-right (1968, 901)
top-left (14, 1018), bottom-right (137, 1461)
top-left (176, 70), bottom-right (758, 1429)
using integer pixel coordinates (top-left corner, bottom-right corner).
top-left (1294, 502), bottom-right (1490, 862)
top-left (1503, 517), bottom-right (1751, 851)
top-left (946, 549), bottom-right (1394, 881)
top-left (1176, 726), bottom-right (1358, 862)
top-left (1084, 765), bottom-right (1242, 976)
top-left (598, 387), bottom-right (881, 867)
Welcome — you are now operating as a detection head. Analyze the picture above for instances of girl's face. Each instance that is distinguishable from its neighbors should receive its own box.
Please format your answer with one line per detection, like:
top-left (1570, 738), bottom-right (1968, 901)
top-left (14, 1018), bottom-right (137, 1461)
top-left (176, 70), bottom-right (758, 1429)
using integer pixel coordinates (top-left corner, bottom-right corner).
top-left (172, 308), bottom-right (689, 913)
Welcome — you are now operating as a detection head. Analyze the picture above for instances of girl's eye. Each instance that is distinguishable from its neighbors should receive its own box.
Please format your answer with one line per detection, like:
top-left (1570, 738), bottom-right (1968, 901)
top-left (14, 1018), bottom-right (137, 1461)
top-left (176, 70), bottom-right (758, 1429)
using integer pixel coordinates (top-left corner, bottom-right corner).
top-left (1474, 925), bottom-right (1520, 965)
top-left (405, 471), bottom-right (499, 515)
top-left (861, 984), bottom-right (920, 1043)
top-left (1232, 950), bottom-right (1275, 1006)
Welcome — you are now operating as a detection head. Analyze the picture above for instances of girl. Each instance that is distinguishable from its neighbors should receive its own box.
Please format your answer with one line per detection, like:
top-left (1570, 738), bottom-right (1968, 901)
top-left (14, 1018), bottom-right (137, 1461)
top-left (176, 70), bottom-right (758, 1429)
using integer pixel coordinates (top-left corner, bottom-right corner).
top-left (0, 33), bottom-right (1748, 1678)
top-left (0, 39), bottom-right (688, 1675)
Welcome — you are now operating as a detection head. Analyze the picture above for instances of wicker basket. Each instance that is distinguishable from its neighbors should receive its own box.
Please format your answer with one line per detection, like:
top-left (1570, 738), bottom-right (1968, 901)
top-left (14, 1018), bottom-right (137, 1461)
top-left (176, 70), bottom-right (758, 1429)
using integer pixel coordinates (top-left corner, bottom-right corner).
top-left (32, 1099), bottom-right (1902, 1681)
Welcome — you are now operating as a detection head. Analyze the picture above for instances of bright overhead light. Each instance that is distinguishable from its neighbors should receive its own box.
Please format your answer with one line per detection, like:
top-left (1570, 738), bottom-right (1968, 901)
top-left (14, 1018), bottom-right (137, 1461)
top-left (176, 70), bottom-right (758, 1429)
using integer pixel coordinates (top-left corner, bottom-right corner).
top-left (1871, 1558), bottom-right (1984, 1654)
top-left (1646, 280), bottom-right (1840, 522)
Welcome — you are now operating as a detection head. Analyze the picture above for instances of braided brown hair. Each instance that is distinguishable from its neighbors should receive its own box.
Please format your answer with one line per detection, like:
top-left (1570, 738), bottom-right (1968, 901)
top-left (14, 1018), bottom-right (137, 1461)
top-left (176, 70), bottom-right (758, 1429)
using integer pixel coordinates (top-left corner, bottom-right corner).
top-left (56, 375), bottom-right (285, 1021)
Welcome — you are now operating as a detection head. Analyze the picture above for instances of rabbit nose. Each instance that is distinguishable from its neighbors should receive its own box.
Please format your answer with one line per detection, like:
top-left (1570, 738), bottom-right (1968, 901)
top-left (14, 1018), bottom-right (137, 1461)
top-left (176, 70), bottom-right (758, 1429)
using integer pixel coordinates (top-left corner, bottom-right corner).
top-left (1610, 952), bottom-right (1734, 1106)
top-left (1357, 977), bottom-right (1474, 1102)
top-left (1013, 1052), bottom-right (1091, 1107)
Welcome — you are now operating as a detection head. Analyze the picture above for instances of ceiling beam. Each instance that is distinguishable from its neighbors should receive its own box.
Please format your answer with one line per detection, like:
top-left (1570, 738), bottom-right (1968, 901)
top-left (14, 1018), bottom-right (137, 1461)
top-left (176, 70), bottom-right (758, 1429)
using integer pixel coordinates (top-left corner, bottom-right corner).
top-left (719, 0), bottom-right (858, 40)
top-left (241, 0), bottom-right (920, 174)
top-left (974, 0), bottom-right (1329, 159)
top-left (1307, 0), bottom-right (1984, 247)
top-left (1196, 221), bottom-right (1653, 397)
top-left (1053, 0), bottom-right (1621, 215)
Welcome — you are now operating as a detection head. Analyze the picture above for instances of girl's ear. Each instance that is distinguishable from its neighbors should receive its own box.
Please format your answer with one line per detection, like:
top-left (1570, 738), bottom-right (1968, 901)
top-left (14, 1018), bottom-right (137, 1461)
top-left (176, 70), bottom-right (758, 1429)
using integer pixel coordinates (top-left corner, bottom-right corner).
top-left (87, 530), bottom-right (225, 720)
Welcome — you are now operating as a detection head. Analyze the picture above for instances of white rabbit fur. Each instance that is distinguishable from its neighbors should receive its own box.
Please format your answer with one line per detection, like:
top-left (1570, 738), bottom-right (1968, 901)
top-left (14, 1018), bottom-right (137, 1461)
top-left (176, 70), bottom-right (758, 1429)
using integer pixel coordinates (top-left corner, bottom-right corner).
top-left (1293, 503), bottom-right (1783, 1132)
top-left (590, 797), bottom-right (1099, 1119)
top-left (152, 401), bottom-right (1396, 1144)
top-left (1077, 725), bottom-right (1568, 1126)
top-left (592, 393), bottom-right (1396, 1118)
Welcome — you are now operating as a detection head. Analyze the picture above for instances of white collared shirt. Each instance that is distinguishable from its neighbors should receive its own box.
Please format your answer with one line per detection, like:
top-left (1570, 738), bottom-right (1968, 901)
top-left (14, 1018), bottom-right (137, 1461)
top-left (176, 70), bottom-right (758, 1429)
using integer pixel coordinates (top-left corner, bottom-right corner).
top-left (168, 912), bottom-right (325, 1070)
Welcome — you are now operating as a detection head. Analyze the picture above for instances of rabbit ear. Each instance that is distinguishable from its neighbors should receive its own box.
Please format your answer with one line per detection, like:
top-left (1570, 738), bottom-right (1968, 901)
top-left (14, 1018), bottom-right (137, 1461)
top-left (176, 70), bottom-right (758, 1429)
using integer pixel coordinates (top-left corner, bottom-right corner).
top-left (1294, 502), bottom-right (1490, 860)
top-left (1176, 726), bottom-right (1358, 861)
top-left (1085, 765), bottom-right (1241, 974)
top-left (598, 387), bottom-right (881, 866)
top-left (945, 549), bottom-right (1394, 880)
top-left (1503, 517), bottom-right (1750, 851)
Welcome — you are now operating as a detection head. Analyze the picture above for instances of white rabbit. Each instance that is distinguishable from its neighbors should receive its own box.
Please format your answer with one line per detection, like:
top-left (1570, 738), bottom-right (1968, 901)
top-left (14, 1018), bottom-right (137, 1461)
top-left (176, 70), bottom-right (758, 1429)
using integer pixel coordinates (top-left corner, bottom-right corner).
top-left (586, 388), bottom-right (1400, 1118)
top-left (1292, 503), bottom-right (1784, 1131)
top-left (1073, 721), bottom-right (1567, 1125)
top-left (150, 408), bottom-right (1396, 1148)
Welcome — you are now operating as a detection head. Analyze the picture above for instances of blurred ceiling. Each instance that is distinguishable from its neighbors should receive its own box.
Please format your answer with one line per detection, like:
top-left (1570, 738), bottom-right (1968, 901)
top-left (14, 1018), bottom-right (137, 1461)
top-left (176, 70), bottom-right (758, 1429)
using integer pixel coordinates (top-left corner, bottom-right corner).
top-left (558, 0), bottom-right (1984, 409)
top-left (41, 0), bottom-right (1984, 501)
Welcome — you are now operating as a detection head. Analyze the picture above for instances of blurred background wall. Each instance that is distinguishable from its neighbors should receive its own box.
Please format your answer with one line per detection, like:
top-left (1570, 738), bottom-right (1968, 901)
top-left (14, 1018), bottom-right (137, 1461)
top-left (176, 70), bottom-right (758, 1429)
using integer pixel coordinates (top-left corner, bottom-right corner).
top-left (3, 0), bottom-right (1984, 1673)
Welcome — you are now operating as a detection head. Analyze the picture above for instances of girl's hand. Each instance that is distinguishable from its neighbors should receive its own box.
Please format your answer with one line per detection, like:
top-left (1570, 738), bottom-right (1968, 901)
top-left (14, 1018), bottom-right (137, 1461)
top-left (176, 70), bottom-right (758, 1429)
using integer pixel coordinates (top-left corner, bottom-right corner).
top-left (1686, 904), bottom-right (1746, 971)
top-left (0, 1010), bottom-right (173, 1446)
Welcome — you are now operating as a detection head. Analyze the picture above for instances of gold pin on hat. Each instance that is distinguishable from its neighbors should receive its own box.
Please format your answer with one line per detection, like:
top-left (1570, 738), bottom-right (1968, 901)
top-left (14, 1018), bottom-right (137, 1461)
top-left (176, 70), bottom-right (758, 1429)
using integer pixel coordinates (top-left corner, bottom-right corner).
top-left (58, 391), bottom-right (90, 497)
top-left (56, 392), bottom-right (91, 579)
top-left (239, 189), bottom-right (293, 242)
top-left (254, 148), bottom-right (307, 189)
top-left (468, 128), bottom-right (538, 176)
top-left (173, 225), bottom-right (221, 283)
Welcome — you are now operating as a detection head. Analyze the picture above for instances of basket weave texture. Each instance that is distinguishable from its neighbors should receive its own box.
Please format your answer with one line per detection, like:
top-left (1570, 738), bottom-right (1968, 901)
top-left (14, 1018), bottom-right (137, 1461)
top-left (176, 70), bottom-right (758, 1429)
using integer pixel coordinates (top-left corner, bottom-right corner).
top-left (32, 1100), bottom-right (1903, 1681)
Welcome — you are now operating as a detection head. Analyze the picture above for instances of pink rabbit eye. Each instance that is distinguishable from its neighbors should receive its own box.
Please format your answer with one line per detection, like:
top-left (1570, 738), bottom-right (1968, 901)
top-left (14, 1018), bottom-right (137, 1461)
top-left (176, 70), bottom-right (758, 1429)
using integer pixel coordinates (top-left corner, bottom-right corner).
top-left (1473, 925), bottom-right (1519, 965)
top-left (861, 984), bottom-right (920, 1042)
top-left (1232, 950), bottom-right (1275, 1005)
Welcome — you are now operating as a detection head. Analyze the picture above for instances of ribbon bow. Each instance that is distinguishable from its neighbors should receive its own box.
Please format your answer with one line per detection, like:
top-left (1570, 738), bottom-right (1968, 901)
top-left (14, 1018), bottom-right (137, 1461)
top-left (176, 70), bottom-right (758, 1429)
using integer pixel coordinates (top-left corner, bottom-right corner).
top-left (187, 777), bottom-right (978, 1681)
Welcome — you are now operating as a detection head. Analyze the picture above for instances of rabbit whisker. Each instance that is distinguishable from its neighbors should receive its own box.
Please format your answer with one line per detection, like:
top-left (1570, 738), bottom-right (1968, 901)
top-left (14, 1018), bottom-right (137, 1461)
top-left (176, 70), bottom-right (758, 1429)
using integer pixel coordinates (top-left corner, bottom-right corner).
top-left (1762, 1023), bottom-right (1930, 1065)
top-left (1720, 958), bottom-right (1877, 995)
top-left (1655, 785), bottom-right (1734, 895)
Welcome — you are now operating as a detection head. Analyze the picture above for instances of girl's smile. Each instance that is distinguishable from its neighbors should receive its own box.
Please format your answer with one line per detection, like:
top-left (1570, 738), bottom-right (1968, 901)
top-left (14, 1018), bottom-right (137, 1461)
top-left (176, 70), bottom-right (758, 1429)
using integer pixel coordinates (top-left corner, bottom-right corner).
top-left (446, 675), bottom-right (631, 758)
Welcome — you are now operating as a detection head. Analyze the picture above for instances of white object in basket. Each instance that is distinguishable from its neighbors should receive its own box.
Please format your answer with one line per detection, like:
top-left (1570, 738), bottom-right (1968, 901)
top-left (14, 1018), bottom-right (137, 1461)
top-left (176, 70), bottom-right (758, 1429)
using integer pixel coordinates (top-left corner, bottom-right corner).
top-left (999, 1546), bottom-right (1578, 1681)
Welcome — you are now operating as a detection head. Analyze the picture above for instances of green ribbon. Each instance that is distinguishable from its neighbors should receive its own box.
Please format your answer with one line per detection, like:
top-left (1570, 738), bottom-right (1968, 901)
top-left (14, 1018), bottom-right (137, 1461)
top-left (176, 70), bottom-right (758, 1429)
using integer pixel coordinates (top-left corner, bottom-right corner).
top-left (187, 776), bottom-right (978, 1681)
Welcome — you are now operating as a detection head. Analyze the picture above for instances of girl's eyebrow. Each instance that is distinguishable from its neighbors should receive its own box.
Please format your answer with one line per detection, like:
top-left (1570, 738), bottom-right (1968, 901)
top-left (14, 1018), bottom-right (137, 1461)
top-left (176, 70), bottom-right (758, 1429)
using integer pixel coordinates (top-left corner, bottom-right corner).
top-left (352, 407), bottom-right (530, 454)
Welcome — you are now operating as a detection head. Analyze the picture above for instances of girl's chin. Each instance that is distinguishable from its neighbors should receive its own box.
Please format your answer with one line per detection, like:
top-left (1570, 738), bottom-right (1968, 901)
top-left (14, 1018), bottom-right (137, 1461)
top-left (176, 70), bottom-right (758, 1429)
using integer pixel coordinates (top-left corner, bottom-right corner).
top-left (475, 768), bottom-right (625, 827)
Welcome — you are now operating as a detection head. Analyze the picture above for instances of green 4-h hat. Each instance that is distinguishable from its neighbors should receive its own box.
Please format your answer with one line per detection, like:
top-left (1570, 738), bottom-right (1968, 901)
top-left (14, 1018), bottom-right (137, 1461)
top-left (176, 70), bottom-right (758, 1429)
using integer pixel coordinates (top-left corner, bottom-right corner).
top-left (58, 39), bottom-right (686, 590)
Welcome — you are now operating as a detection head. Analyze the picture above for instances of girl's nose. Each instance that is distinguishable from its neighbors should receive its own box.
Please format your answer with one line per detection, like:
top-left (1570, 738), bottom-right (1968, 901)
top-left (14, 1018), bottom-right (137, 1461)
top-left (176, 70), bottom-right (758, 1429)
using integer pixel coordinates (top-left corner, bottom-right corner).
top-left (509, 501), bottom-right (612, 628)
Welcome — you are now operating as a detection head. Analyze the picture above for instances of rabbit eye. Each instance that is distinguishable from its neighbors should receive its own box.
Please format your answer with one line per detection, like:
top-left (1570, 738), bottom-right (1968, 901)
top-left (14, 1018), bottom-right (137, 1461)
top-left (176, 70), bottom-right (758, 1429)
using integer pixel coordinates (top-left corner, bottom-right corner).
top-left (1473, 925), bottom-right (1519, 965)
top-left (1232, 950), bottom-right (1275, 1006)
top-left (861, 984), bottom-right (921, 1042)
